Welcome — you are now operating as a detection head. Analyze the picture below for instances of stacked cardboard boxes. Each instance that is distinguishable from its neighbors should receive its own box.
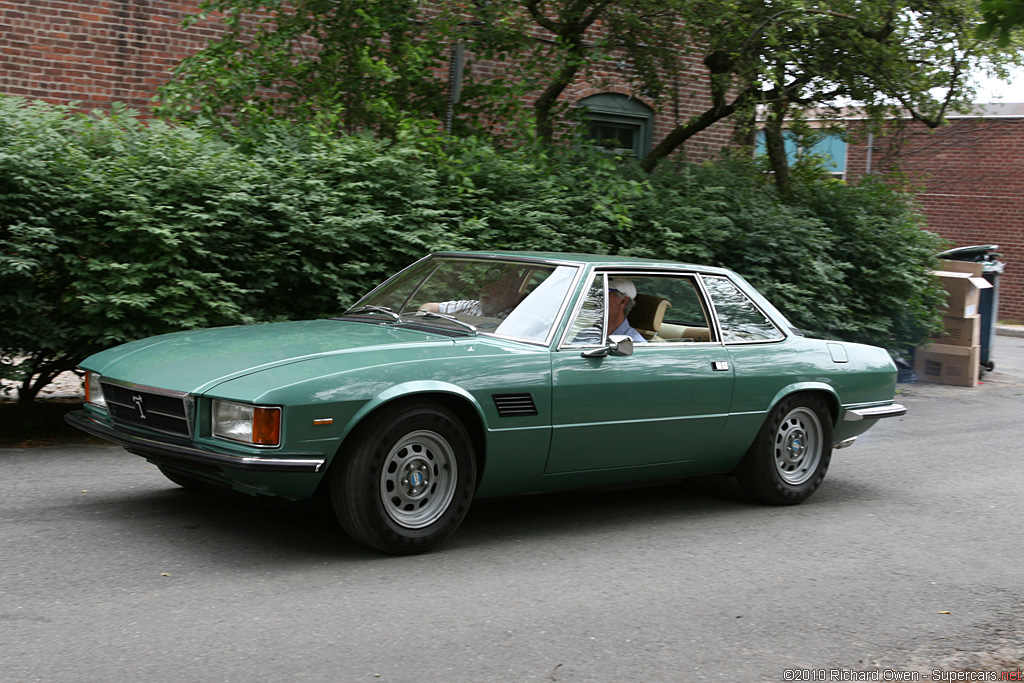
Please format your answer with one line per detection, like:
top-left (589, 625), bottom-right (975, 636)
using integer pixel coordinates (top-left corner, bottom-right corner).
top-left (914, 260), bottom-right (991, 387)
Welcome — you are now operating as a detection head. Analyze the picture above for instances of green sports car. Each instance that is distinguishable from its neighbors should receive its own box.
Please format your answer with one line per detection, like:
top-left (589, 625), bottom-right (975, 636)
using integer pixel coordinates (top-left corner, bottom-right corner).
top-left (66, 251), bottom-right (905, 554)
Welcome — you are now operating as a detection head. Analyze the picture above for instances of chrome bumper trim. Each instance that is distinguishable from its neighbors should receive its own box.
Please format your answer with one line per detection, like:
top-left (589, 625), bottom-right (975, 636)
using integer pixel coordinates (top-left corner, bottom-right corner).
top-left (833, 437), bottom-right (857, 450)
top-left (844, 403), bottom-right (907, 422)
top-left (65, 410), bottom-right (324, 473)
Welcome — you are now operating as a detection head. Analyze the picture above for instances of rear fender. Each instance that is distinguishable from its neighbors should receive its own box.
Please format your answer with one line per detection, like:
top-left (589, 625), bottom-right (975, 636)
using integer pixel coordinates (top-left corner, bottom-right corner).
top-left (766, 382), bottom-right (841, 426)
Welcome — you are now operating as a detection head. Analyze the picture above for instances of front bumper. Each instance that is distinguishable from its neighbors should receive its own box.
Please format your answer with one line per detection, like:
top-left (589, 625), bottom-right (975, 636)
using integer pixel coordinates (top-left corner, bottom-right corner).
top-left (65, 410), bottom-right (325, 473)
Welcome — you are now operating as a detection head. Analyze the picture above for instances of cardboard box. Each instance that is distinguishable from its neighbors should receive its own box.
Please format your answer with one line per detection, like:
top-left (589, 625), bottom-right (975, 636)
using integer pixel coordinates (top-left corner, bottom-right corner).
top-left (934, 270), bottom-right (992, 317)
top-left (938, 259), bottom-right (984, 277)
top-left (932, 314), bottom-right (982, 347)
top-left (914, 343), bottom-right (980, 387)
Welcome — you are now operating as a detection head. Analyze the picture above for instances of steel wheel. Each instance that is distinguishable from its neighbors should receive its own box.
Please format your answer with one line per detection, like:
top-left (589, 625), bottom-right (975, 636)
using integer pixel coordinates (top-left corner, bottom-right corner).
top-left (331, 401), bottom-right (476, 554)
top-left (773, 406), bottom-right (823, 486)
top-left (734, 394), bottom-right (833, 505)
top-left (379, 429), bottom-right (458, 529)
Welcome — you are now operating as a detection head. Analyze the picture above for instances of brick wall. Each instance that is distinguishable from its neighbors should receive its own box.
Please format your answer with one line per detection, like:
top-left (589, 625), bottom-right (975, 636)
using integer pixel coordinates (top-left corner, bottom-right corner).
top-left (845, 116), bottom-right (1024, 323)
top-left (0, 0), bottom-right (222, 112)
top-left (0, 1), bottom-right (734, 159)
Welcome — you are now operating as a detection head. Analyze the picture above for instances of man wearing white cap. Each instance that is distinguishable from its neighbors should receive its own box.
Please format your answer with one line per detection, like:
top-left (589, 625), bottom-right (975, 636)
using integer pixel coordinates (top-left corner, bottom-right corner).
top-left (607, 278), bottom-right (647, 344)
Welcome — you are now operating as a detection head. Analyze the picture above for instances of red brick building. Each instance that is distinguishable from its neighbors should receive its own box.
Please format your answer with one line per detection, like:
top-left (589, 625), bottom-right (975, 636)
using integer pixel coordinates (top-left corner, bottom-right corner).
top-left (841, 106), bottom-right (1024, 323)
top-left (0, 1), bottom-right (733, 159)
top-left (0, 1), bottom-right (224, 112)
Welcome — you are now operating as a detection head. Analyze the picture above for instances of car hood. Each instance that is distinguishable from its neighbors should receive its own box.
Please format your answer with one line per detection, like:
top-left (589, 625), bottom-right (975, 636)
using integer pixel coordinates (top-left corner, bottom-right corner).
top-left (83, 319), bottom-right (458, 394)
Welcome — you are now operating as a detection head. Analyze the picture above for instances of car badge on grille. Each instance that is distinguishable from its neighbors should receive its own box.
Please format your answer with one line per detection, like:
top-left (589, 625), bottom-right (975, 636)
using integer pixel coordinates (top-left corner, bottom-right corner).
top-left (132, 394), bottom-right (146, 420)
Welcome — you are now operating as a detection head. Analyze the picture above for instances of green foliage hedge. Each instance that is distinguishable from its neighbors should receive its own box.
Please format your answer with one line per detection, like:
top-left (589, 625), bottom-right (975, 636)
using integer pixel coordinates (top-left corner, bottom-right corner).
top-left (0, 97), bottom-right (946, 400)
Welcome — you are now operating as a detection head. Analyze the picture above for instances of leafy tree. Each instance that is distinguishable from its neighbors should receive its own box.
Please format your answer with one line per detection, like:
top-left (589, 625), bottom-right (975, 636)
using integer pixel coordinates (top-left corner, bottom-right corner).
top-left (1, 100), bottom-right (265, 402)
top-left (157, 0), bottom-right (687, 144)
top-left (453, 0), bottom-right (686, 143)
top-left (156, 0), bottom-right (453, 136)
top-left (639, 0), bottom-right (1024, 187)
top-left (158, 0), bottom-right (1023, 195)
top-left (978, 0), bottom-right (1024, 46)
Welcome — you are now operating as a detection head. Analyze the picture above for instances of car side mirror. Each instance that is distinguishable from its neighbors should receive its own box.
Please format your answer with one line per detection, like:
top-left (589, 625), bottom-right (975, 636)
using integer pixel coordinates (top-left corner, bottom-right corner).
top-left (581, 334), bottom-right (634, 358)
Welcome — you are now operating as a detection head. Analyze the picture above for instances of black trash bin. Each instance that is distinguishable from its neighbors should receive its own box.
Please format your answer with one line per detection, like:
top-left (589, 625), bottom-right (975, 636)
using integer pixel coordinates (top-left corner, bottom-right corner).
top-left (938, 245), bottom-right (1005, 372)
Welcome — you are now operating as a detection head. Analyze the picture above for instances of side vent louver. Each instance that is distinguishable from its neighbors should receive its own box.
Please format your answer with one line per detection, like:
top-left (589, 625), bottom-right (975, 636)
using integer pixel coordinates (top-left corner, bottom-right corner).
top-left (493, 393), bottom-right (538, 417)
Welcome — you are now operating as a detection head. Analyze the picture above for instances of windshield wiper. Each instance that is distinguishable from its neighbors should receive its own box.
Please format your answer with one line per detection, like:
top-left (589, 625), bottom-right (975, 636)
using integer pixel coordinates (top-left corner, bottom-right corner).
top-left (412, 311), bottom-right (478, 335)
top-left (339, 305), bottom-right (401, 322)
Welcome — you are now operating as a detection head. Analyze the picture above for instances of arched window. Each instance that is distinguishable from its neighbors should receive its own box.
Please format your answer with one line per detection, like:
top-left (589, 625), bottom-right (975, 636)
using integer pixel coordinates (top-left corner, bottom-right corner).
top-left (578, 93), bottom-right (654, 158)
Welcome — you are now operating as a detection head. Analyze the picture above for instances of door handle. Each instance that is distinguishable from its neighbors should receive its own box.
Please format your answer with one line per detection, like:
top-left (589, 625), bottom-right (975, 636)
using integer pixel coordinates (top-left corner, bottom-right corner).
top-left (711, 361), bottom-right (730, 371)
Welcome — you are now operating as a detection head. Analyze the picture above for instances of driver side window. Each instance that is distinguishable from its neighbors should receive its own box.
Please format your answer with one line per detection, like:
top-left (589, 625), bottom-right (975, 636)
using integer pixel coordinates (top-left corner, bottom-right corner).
top-left (562, 272), bottom-right (717, 346)
top-left (627, 275), bottom-right (715, 343)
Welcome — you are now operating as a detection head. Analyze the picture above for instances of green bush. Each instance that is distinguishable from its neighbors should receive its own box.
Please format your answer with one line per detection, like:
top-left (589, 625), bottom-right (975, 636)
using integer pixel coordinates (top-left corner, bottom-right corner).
top-left (1, 101), bottom-right (261, 400)
top-left (792, 175), bottom-right (948, 347)
top-left (0, 101), bottom-right (463, 400)
top-left (621, 158), bottom-right (948, 347)
top-left (1, 97), bottom-right (945, 401)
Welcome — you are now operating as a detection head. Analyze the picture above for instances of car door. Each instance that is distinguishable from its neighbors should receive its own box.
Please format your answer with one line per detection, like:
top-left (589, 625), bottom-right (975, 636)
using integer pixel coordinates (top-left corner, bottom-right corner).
top-left (699, 274), bottom-right (802, 454)
top-left (545, 271), bottom-right (735, 474)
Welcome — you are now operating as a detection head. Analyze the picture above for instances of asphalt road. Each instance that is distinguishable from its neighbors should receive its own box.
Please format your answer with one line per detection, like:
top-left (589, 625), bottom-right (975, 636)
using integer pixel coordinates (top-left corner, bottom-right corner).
top-left (2, 338), bottom-right (1023, 683)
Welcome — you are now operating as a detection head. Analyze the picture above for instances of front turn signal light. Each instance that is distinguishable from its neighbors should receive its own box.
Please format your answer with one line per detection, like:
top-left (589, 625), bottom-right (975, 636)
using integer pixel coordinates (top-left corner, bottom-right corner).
top-left (251, 406), bottom-right (281, 446)
top-left (212, 399), bottom-right (281, 447)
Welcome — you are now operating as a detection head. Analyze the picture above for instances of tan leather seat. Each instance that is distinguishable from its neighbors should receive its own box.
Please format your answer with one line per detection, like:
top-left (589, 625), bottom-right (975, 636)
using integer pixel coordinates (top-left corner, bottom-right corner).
top-left (681, 326), bottom-right (712, 342)
top-left (655, 322), bottom-right (713, 342)
top-left (628, 294), bottom-right (671, 341)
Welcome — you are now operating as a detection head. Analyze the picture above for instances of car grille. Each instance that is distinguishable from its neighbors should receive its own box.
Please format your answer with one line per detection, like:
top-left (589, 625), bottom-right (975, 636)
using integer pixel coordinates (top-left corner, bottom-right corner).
top-left (102, 381), bottom-right (192, 438)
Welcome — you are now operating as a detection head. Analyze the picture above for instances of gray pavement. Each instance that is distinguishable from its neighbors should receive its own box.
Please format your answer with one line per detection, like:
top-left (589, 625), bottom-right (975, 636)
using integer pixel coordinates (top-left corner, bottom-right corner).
top-left (1, 338), bottom-right (1023, 682)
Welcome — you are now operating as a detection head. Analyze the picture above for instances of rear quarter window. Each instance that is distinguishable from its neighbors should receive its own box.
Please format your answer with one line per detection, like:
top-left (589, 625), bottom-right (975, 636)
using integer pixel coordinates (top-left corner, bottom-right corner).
top-left (702, 276), bottom-right (784, 342)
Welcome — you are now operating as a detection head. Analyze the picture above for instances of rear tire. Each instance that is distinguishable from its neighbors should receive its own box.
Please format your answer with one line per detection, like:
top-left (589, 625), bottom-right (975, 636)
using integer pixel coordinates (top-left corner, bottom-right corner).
top-left (735, 394), bottom-right (832, 505)
top-left (330, 401), bottom-right (476, 554)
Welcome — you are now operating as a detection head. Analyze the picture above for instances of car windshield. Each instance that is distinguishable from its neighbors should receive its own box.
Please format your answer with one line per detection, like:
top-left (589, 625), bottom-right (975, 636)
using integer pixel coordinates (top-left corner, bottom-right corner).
top-left (351, 257), bottom-right (579, 343)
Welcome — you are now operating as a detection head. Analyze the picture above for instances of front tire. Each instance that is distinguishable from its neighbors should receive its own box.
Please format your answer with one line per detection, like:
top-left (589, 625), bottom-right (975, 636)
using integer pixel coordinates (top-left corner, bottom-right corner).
top-left (735, 394), bottom-right (833, 505)
top-left (331, 401), bottom-right (476, 554)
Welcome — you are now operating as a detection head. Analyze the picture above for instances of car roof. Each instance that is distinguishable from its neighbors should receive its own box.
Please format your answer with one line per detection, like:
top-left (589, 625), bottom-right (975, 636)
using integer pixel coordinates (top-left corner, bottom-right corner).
top-left (433, 250), bottom-right (735, 276)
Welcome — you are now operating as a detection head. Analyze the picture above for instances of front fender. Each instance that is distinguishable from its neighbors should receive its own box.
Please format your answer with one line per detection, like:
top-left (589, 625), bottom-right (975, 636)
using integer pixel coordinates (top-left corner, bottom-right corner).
top-left (339, 380), bottom-right (487, 443)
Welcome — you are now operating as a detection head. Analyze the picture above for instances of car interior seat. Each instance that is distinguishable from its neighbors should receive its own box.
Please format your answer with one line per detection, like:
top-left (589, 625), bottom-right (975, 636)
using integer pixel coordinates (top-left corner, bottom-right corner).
top-left (628, 294), bottom-right (672, 341)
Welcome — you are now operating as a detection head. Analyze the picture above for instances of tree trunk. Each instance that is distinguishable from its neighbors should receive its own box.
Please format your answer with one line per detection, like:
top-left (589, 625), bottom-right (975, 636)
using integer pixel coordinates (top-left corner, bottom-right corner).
top-left (762, 100), bottom-right (792, 196)
top-left (533, 34), bottom-right (586, 144)
top-left (16, 357), bottom-right (75, 404)
top-left (534, 65), bottom-right (580, 143)
top-left (640, 103), bottom-right (737, 172)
